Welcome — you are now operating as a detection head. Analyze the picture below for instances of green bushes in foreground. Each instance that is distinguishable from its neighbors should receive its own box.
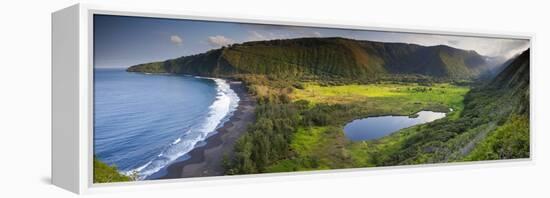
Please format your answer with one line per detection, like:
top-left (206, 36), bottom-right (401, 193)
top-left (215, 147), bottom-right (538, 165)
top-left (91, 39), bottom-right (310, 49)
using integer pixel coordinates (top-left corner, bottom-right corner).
top-left (464, 115), bottom-right (529, 161)
top-left (93, 157), bottom-right (132, 183)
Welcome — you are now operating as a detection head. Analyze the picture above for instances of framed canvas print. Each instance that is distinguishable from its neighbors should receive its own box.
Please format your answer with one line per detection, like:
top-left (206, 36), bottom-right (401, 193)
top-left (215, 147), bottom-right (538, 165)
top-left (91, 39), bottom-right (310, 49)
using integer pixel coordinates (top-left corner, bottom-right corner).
top-left (52, 4), bottom-right (532, 194)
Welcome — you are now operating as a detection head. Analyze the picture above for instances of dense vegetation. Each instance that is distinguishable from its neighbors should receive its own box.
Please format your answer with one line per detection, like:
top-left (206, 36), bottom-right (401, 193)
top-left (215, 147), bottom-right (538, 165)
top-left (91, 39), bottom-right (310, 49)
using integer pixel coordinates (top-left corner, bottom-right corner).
top-left (223, 49), bottom-right (529, 173)
top-left (464, 115), bottom-right (529, 160)
top-left (128, 37), bottom-right (494, 82)
top-left (93, 157), bottom-right (133, 183)
top-left (125, 36), bottom-right (529, 176)
top-left (224, 82), bottom-right (468, 173)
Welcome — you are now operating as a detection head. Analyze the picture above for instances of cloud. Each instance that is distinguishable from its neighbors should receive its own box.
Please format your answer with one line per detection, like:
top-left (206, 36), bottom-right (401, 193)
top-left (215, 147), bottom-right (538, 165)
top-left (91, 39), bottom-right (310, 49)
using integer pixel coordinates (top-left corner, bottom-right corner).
top-left (434, 35), bottom-right (530, 58)
top-left (312, 31), bottom-right (322, 37)
top-left (241, 24), bottom-right (529, 58)
top-left (250, 29), bottom-right (322, 40)
top-left (489, 39), bottom-right (530, 58)
top-left (248, 31), bottom-right (268, 41)
top-left (447, 39), bottom-right (459, 45)
top-left (170, 35), bottom-right (183, 46)
top-left (366, 33), bottom-right (529, 58)
top-left (207, 35), bottom-right (234, 47)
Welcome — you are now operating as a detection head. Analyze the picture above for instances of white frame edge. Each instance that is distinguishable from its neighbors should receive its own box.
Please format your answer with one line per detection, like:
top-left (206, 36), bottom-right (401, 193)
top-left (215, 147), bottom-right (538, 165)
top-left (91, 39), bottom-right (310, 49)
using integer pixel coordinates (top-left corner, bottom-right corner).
top-left (51, 3), bottom-right (534, 194)
top-left (52, 4), bottom-right (81, 194)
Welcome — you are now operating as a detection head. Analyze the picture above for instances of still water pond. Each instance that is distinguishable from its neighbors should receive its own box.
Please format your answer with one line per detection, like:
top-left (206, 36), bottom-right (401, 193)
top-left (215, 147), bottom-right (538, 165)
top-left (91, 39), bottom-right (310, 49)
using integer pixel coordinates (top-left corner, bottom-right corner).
top-left (343, 111), bottom-right (446, 141)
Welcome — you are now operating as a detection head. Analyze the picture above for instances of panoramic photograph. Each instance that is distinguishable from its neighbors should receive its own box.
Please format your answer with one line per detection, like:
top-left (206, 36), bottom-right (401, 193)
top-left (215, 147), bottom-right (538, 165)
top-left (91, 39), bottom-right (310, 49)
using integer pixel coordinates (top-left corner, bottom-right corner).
top-left (92, 14), bottom-right (530, 183)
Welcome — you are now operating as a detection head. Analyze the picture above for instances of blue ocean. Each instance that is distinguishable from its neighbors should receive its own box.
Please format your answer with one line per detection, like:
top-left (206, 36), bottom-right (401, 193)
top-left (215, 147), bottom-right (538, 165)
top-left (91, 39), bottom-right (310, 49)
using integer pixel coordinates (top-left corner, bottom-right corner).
top-left (93, 68), bottom-right (239, 179)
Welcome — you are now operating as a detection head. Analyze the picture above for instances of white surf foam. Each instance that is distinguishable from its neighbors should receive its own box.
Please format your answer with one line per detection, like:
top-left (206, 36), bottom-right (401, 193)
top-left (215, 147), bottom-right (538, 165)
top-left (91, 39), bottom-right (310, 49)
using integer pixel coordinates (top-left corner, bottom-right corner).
top-left (123, 77), bottom-right (240, 180)
top-left (172, 137), bottom-right (182, 145)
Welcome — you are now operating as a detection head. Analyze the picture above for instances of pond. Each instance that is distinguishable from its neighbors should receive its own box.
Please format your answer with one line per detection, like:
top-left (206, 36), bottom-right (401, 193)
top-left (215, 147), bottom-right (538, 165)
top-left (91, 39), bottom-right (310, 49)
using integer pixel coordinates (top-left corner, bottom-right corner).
top-left (343, 111), bottom-right (446, 141)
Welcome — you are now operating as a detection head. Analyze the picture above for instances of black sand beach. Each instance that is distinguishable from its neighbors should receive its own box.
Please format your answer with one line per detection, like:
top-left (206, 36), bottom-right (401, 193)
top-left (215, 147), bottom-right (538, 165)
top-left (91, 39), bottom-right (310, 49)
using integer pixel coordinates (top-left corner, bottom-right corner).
top-left (159, 81), bottom-right (256, 179)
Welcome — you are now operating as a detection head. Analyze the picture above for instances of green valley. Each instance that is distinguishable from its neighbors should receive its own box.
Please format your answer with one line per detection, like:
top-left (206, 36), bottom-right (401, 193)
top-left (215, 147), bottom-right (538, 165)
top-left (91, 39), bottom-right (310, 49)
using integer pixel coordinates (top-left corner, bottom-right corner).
top-left (224, 50), bottom-right (529, 174)
top-left (225, 82), bottom-right (469, 173)
top-left (126, 37), bottom-right (530, 176)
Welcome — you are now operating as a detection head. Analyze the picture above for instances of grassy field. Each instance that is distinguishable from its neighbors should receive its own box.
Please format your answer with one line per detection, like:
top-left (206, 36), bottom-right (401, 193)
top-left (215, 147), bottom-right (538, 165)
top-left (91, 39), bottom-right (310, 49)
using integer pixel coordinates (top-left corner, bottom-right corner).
top-left (292, 83), bottom-right (469, 118)
top-left (292, 83), bottom-right (468, 105)
top-left (262, 82), bottom-right (470, 172)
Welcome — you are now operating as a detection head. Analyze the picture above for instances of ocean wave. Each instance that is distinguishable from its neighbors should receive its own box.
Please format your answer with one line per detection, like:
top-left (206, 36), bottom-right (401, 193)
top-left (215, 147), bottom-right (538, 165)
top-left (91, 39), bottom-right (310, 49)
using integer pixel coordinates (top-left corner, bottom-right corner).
top-left (123, 77), bottom-right (240, 180)
top-left (172, 137), bottom-right (182, 145)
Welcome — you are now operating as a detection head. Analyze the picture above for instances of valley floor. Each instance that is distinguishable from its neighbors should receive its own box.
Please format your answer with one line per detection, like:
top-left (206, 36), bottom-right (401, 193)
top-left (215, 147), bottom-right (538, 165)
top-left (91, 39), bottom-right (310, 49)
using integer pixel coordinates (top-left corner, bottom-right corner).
top-left (223, 81), bottom-right (519, 174)
top-left (267, 82), bottom-right (470, 171)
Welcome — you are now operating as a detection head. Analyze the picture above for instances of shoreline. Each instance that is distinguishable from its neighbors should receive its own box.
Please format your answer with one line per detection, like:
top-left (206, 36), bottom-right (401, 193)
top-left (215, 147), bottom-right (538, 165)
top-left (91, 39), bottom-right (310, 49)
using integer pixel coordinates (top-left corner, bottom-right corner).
top-left (155, 80), bottom-right (256, 179)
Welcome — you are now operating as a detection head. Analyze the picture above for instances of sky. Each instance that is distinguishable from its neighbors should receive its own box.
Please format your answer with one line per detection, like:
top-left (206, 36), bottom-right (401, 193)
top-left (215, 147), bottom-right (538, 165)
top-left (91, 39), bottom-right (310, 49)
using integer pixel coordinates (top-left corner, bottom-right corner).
top-left (94, 14), bottom-right (530, 68)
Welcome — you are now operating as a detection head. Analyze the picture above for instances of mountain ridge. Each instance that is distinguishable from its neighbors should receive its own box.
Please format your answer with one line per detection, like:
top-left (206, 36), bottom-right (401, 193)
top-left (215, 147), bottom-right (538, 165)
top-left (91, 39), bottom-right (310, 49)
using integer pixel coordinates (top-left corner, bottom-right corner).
top-left (127, 37), bottom-right (497, 81)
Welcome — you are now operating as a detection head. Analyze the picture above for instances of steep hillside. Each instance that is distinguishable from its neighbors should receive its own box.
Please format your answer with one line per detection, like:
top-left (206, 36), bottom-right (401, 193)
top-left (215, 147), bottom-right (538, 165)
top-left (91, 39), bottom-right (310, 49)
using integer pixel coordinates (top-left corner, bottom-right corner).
top-left (127, 37), bottom-right (493, 81)
top-left (489, 49), bottom-right (530, 91)
top-left (461, 49), bottom-right (530, 160)
top-left (385, 49), bottom-right (530, 163)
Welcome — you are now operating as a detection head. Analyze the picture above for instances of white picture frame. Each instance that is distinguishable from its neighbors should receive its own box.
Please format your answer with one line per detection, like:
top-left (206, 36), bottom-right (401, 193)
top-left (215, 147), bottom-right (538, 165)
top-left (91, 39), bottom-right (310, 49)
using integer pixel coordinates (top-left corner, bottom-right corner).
top-left (52, 3), bottom-right (533, 194)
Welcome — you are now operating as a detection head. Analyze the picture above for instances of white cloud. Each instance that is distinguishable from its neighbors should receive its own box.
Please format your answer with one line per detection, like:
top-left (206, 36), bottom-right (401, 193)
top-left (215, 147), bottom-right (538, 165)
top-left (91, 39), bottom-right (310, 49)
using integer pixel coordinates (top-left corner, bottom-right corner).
top-left (447, 39), bottom-right (459, 45)
top-left (250, 29), bottom-right (322, 40)
top-left (411, 35), bottom-right (530, 58)
top-left (248, 31), bottom-right (268, 41)
top-left (207, 35), bottom-right (234, 47)
top-left (170, 35), bottom-right (183, 46)
top-left (356, 32), bottom-right (529, 58)
top-left (312, 31), bottom-right (322, 37)
top-left (241, 24), bottom-right (529, 58)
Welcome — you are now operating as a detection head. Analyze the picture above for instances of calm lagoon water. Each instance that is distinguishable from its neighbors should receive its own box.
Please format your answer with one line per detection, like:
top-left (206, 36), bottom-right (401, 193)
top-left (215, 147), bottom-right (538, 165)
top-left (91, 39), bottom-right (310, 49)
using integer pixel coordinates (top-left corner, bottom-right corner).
top-left (343, 111), bottom-right (446, 141)
top-left (93, 68), bottom-right (239, 179)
